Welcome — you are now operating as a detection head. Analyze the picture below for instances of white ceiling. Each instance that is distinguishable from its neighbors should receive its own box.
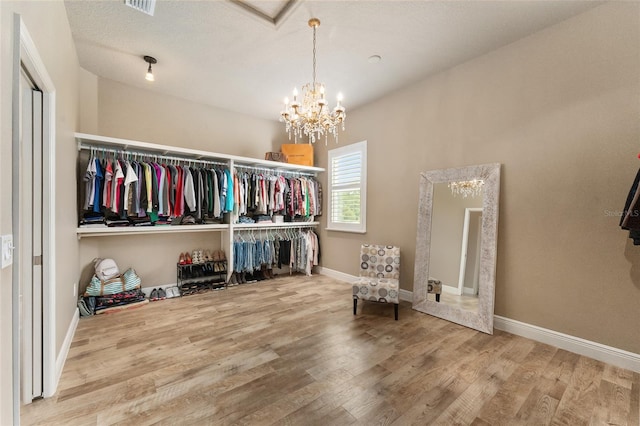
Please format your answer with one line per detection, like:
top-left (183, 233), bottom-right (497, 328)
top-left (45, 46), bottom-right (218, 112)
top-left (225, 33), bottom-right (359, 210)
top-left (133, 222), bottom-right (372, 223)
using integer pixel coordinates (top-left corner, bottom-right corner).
top-left (64, 0), bottom-right (602, 121)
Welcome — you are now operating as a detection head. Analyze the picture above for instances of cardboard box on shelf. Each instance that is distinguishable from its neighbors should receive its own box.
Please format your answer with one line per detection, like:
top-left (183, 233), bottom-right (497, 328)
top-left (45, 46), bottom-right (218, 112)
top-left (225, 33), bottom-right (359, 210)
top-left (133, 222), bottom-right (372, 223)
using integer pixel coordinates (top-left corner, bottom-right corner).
top-left (281, 144), bottom-right (314, 167)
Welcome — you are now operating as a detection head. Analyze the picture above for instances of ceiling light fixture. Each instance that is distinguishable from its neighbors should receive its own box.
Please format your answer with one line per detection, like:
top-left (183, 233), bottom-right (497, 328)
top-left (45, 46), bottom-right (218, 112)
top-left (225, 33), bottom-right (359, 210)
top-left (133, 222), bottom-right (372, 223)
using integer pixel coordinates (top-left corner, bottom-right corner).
top-left (144, 55), bottom-right (157, 82)
top-left (448, 179), bottom-right (485, 198)
top-left (280, 18), bottom-right (346, 145)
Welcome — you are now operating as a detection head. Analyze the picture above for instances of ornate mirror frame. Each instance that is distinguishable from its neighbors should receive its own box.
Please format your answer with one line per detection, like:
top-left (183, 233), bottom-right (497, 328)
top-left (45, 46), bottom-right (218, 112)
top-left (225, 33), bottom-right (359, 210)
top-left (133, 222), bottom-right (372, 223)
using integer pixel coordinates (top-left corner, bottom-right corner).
top-left (412, 163), bottom-right (501, 334)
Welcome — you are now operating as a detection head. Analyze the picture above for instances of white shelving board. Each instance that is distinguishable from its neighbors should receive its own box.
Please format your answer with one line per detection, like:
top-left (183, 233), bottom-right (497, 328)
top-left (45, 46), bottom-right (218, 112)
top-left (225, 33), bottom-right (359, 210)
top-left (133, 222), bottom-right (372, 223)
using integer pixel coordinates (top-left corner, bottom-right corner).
top-left (75, 132), bottom-right (325, 174)
top-left (77, 224), bottom-right (229, 239)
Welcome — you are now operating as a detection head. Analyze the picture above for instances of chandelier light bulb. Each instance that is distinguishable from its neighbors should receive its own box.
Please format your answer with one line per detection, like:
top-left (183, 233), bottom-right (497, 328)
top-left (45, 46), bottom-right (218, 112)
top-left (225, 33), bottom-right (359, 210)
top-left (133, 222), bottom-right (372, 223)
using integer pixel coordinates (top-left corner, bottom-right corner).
top-left (145, 64), bottom-right (154, 82)
top-left (143, 55), bottom-right (157, 82)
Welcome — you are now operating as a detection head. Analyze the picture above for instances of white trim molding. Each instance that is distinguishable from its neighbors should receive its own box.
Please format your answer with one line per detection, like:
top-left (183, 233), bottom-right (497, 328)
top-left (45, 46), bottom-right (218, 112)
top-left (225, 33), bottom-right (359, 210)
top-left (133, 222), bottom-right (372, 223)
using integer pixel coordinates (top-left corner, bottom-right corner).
top-left (321, 271), bottom-right (640, 373)
top-left (327, 140), bottom-right (367, 234)
top-left (316, 266), bottom-right (357, 283)
top-left (317, 267), bottom-right (413, 303)
top-left (398, 289), bottom-right (413, 303)
top-left (493, 315), bottom-right (640, 373)
top-left (54, 309), bottom-right (79, 394)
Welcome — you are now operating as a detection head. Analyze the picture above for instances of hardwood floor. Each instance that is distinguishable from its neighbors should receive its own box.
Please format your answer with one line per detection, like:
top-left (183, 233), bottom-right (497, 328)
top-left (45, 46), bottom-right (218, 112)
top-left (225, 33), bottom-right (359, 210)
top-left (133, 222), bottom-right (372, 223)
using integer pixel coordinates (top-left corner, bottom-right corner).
top-left (21, 274), bottom-right (639, 425)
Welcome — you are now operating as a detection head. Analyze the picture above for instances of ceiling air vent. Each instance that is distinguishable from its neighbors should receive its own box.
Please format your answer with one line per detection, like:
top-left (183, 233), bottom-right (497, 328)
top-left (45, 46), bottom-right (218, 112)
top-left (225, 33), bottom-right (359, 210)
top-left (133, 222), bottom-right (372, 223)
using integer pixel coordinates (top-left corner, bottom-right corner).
top-left (124, 0), bottom-right (156, 16)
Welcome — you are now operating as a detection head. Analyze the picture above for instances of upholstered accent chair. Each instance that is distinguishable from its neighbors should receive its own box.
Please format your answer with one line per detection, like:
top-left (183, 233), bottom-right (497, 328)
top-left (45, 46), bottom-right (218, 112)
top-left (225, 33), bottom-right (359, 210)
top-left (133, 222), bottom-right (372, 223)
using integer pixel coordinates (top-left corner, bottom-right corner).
top-left (353, 244), bottom-right (400, 320)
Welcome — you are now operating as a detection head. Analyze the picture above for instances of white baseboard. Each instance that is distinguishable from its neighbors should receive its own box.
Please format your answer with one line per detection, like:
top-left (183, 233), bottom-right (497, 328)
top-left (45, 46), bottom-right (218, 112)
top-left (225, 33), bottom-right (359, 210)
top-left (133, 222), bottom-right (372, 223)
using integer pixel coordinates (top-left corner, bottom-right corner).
top-left (319, 270), bottom-right (640, 373)
top-left (140, 283), bottom-right (178, 298)
top-left (54, 308), bottom-right (79, 393)
top-left (317, 267), bottom-right (413, 303)
top-left (399, 289), bottom-right (413, 302)
top-left (494, 316), bottom-right (640, 373)
top-left (316, 266), bottom-right (357, 283)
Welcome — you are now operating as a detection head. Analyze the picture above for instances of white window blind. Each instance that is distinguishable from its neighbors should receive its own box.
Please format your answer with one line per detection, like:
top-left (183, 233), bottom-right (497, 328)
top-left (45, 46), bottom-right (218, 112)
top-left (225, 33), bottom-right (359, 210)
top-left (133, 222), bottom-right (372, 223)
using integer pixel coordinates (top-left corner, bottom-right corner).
top-left (327, 141), bottom-right (367, 233)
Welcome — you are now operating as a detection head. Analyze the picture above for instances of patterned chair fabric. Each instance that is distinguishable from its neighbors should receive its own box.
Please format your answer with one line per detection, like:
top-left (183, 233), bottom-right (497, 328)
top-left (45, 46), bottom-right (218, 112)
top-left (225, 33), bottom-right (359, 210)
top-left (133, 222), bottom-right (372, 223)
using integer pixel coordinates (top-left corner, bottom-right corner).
top-left (353, 245), bottom-right (400, 319)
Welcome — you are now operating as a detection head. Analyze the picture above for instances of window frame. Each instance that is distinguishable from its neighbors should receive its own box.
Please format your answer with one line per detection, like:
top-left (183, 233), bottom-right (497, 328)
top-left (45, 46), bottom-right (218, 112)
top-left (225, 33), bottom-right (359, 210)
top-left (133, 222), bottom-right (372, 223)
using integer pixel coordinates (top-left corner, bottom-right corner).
top-left (326, 140), bottom-right (367, 233)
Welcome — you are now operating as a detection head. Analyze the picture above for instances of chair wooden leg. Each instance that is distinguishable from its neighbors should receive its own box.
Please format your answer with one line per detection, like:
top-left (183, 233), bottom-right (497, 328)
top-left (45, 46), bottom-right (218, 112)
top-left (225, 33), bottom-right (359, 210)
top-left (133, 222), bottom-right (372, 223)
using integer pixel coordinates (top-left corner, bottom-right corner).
top-left (353, 298), bottom-right (357, 315)
top-left (394, 303), bottom-right (399, 320)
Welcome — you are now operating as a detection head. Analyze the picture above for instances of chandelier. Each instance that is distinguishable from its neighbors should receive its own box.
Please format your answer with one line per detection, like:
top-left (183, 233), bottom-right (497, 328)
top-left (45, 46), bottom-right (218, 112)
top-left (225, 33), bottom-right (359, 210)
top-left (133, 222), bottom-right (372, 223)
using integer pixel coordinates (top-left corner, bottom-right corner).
top-left (280, 18), bottom-right (346, 144)
top-left (448, 179), bottom-right (484, 198)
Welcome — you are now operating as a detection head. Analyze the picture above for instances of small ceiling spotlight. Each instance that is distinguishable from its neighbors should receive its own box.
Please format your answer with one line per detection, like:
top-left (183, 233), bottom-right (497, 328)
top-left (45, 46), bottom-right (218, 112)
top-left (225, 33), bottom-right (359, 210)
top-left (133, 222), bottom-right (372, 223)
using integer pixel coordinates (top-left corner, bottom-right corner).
top-left (144, 55), bottom-right (157, 82)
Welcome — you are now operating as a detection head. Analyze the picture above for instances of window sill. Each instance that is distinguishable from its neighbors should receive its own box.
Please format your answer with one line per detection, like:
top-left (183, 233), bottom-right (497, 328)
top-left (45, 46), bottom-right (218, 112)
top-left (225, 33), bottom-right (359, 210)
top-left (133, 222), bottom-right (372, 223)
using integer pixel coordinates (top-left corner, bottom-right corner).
top-left (325, 227), bottom-right (367, 234)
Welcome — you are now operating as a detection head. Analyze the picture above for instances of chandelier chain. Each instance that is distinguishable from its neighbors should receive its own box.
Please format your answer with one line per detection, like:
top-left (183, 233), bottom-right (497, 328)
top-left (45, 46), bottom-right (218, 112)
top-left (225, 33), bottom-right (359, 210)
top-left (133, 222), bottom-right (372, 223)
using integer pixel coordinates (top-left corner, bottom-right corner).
top-left (312, 25), bottom-right (317, 87)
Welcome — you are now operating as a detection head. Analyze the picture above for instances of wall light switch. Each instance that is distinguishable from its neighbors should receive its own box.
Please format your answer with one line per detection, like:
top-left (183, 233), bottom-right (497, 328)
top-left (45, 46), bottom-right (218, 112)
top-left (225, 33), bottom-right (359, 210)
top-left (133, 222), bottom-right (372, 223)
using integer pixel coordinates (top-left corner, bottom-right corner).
top-left (2, 235), bottom-right (14, 269)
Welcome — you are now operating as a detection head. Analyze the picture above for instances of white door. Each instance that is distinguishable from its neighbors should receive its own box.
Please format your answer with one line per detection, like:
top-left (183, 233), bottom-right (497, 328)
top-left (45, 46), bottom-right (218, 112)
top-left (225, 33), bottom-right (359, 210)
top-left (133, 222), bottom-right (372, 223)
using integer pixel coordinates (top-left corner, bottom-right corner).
top-left (19, 67), bottom-right (44, 404)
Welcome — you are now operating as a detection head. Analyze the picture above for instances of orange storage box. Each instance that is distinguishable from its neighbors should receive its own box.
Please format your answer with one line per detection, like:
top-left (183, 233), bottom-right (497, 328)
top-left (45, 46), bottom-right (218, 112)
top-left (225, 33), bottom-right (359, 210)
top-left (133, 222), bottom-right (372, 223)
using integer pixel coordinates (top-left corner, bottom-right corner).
top-left (281, 144), bottom-right (314, 167)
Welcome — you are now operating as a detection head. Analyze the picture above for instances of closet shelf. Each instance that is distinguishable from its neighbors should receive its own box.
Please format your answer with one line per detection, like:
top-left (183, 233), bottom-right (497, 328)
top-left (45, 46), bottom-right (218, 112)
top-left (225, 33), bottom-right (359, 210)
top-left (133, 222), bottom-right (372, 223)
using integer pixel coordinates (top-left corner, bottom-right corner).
top-left (76, 224), bottom-right (229, 239)
top-left (76, 222), bottom-right (320, 238)
top-left (75, 132), bottom-right (325, 174)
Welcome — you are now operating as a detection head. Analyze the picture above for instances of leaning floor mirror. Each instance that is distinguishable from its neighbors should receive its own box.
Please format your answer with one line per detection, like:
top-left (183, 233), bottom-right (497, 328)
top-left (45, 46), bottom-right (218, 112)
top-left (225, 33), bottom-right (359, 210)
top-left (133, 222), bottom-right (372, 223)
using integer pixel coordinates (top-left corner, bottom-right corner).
top-left (412, 163), bottom-right (501, 334)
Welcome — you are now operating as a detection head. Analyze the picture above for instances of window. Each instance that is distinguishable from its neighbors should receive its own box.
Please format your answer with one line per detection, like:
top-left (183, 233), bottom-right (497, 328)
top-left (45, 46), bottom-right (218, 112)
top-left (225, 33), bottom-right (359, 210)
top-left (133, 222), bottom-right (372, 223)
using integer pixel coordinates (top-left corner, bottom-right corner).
top-left (327, 140), bottom-right (367, 233)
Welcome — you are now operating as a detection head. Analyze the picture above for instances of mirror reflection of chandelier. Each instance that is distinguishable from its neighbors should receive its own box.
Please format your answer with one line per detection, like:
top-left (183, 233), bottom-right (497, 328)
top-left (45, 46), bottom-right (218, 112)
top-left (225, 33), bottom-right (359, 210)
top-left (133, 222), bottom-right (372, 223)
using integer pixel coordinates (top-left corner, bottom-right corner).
top-left (448, 179), bottom-right (485, 198)
top-left (280, 18), bottom-right (346, 145)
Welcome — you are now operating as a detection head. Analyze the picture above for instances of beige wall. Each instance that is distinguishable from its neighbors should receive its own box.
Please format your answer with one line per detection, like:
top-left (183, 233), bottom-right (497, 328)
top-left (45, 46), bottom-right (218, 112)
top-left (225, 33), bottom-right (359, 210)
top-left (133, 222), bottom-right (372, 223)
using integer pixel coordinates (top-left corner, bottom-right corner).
top-left (76, 78), bottom-right (287, 288)
top-left (97, 78), bottom-right (286, 157)
top-left (315, 2), bottom-right (640, 354)
top-left (78, 67), bottom-right (98, 134)
top-left (0, 0), bottom-right (81, 423)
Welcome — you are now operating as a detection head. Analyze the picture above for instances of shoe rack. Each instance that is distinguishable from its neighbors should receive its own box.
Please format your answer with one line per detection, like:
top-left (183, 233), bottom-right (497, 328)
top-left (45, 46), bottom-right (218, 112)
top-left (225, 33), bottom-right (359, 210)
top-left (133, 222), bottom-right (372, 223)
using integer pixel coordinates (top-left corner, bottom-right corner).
top-left (177, 250), bottom-right (227, 296)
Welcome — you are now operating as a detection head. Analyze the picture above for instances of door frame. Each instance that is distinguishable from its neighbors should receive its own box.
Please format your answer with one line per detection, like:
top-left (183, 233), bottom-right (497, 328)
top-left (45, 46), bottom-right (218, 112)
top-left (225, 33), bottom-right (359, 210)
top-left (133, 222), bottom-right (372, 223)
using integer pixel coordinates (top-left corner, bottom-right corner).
top-left (12, 13), bottom-right (57, 417)
top-left (457, 208), bottom-right (482, 295)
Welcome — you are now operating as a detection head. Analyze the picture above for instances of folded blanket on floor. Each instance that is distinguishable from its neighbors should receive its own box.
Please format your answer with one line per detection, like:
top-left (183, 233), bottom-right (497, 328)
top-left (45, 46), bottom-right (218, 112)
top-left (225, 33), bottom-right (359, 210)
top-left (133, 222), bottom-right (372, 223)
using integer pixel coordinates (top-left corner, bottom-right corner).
top-left (94, 299), bottom-right (148, 315)
top-left (94, 289), bottom-right (145, 308)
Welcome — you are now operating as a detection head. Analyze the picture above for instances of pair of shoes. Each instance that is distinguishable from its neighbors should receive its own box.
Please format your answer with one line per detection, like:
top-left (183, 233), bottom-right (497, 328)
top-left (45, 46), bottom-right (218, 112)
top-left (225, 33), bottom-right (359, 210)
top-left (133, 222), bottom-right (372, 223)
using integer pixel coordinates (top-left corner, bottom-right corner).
top-left (192, 249), bottom-right (204, 264)
top-left (263, 268), bottom-right (274, 279)
top-left (205, 263), bottom-right (214, 275)
top-left (203, 249), bottom-right (213, 262)
top-left (150, 288), bottom-right (167, 301)
top-left (179, 252), bottom-right (192, 265)
top-left (210, 249), bottom-right (227, 262)
top-left (166, 287), bottom-right (180, 298)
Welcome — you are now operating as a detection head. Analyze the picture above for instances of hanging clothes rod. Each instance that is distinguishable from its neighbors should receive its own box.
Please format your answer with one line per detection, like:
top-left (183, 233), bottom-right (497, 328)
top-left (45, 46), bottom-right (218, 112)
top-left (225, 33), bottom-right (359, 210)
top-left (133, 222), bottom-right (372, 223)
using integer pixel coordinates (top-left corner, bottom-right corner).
top-left (235, 225), bottom-right (316, 232)
top-left (78, 143), bottom-right (227, 167)
top-left (78, 143), bottom-right (319, 175)
top-left (234, 164), bottom-right (315, 177)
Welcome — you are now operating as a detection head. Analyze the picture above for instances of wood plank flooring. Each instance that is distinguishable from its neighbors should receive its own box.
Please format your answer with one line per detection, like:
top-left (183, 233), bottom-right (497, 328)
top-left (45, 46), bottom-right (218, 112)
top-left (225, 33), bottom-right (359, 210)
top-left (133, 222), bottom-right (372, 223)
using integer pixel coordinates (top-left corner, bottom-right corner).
top-left (21, 274), bottom-right (640, 425)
